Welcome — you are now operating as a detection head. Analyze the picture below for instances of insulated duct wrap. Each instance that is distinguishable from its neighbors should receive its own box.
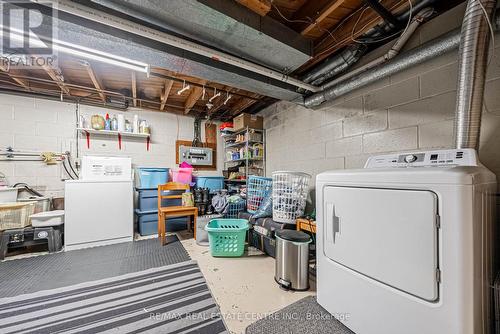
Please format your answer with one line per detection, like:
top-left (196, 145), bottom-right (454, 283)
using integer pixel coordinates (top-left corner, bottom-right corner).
top-left (453, 0), bottom-right (496, 150)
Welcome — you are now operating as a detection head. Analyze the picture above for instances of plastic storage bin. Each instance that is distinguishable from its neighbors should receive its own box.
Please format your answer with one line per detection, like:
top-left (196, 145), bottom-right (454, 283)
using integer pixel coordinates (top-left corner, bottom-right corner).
top-left (136, 188), bottom-right (159, 211)
top-left (272, 171), bottom-right (311, 224)
top-left (135, 209), bottom-right (189, 236)
top-left (205, 219), bottom-right (249, 257)
top-left (194, 176), bottom-right (224, 193)
top-left (0, 202), bottom-right (36, 230)
top-left (136, 167), bottom-right (169, 188)
top-left (30, 210), bottom-right (64, 227)
top-left (170, 168), bottom-right (193, 184)
top-left (136, 188), bottom-right (184, 211)
top-left (247, 176), bottom-right (272, 213)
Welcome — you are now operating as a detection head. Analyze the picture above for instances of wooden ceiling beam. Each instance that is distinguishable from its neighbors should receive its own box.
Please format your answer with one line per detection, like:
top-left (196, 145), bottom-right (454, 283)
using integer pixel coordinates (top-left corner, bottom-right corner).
top-left (236, 0), bottom-right (271, 16)
top-left (299, 0), bottom-right (409, 73)
top-left (184, 85), bottom-right (204, 114)
top-left (160, 79), bottom-right (174, 111)
top-left (41, 65), bottom-right (70, 95)
top-left (131, 72), bottom-right (138, 107)
top-left (231, 96), bottom-right (258, 116)
top-left (300, 0), bottom-right (346, 35)
top-left (82, 62), bottom-right (105, 102)
top-left (0, 65), bottom-right (30, 89)
top-left (208, 87), bottom-right (233, 115)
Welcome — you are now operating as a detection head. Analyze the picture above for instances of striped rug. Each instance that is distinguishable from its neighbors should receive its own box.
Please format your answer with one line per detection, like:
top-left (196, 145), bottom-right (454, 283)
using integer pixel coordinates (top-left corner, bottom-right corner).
top-left (0, 260), bottom-right (228, 334)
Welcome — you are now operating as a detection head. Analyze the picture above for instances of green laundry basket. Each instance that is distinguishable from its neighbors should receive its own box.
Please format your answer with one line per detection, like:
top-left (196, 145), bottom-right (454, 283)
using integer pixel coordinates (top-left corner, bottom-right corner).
top-left (205, 219), bottom-right (249, 257)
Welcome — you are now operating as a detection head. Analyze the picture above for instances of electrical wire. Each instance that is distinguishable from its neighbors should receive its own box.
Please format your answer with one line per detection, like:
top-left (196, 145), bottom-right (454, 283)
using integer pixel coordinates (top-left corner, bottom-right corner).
top-left (314, 0), bottom-right (410, 59)
top-left (351, 0), bottom-right (413, 44)
top-left (68, 158), bottom-right (79, 178)
top-left (62, 160), bottom-right (76, 180)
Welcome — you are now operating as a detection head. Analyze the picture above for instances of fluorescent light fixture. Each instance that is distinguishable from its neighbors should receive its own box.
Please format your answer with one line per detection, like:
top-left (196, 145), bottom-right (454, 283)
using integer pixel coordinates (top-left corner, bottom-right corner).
top-left (1, 26), bottom-right (150, 73)
top-left (177, 80), bottom-right (190, 95)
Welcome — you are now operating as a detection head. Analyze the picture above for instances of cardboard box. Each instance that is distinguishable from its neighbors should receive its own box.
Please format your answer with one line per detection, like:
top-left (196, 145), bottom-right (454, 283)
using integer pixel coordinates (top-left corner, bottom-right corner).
top-left (233, 113), bottom-right (263, 131)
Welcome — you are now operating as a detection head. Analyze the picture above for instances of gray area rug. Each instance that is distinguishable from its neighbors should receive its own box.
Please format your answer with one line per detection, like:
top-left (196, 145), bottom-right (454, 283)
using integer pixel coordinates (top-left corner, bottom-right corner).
top-left (0, 236), bottom-right (190, 297)
top-left (246, 296), bottom-right (354, 334)
top-left (0, 260), bottom-right (227, 334)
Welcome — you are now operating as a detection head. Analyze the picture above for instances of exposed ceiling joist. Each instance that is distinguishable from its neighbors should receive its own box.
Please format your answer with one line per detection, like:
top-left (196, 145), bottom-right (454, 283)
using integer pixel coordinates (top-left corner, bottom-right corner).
top-left (184, 85), bottom-right (204, 114)
top-left (131, 72), bottom-right (138, 107)
top-left (41, 65), bottom-right (70, 95)
top-left (0, 66), bottom-right (30, 89)
top-left (300, 0), bottom-right (346, 35)
top-left (83, 62), bottom-right (106, 102)
top-left (160, 79), bottom-right (174, 111)
top-left (235, 0), bottom-right (271, 16)
top-left (231, 96), bottom-right (258, 116)
top-left (300, 0), bottom-right (409, 72)
top-left (209, 87), bottom-right (233, 115)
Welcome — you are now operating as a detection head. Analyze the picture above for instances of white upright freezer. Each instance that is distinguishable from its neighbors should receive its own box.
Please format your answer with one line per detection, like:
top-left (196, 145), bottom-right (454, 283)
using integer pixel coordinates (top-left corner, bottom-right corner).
top-left (64, 180), bottom-right (134, 251)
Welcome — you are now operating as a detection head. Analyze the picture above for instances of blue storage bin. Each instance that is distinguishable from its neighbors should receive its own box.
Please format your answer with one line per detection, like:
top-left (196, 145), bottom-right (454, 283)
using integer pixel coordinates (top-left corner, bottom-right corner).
top-left (194, 176), bottom-right (224, 193)
top-left (136, 187), bottom-right (183, 211)
top-left (136, 167), bottom-right (169, 188)
top-left (135, 209), bottom-right (189, 236)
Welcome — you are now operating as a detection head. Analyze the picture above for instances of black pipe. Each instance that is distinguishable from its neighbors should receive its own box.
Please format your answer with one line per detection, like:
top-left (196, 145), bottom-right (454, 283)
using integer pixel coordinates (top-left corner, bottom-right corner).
top-left (363, 0), bottom-right (400, 28)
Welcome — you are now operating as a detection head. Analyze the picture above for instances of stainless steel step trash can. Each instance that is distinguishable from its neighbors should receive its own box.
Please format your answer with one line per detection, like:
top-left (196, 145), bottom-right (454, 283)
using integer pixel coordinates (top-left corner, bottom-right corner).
top-left (275, 230), bottom-right (312, 291)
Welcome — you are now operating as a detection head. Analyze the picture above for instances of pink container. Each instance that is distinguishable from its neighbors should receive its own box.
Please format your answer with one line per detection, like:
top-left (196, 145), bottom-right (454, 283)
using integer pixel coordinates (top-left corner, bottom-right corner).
top-left (170, 168), bottom-right (193, 184)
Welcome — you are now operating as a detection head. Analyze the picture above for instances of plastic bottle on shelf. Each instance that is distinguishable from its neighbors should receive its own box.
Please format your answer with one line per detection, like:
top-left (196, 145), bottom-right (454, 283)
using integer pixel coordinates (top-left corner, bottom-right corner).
top-left (111, 115), bottom-right (118, 131)
top-left (133, 114), bottom-right (139, 133)
top-left (117, 114), bottom-right (125, 132)
top-left (104, 113), bottom-right (111, 130)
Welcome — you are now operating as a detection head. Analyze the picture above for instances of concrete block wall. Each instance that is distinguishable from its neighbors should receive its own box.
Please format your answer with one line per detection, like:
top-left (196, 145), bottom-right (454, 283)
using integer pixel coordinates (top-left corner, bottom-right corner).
top-left (261, 3), bottom-right (500, 188)
top-left (0, 94), bottom-right (223, 196)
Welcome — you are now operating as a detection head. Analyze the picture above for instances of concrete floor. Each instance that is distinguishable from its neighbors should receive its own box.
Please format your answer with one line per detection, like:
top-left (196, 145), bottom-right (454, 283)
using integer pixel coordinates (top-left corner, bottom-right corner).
top-left (178, 231), bottom-right (316, 334)
top-left (3, 231), bottom-right (316, 334)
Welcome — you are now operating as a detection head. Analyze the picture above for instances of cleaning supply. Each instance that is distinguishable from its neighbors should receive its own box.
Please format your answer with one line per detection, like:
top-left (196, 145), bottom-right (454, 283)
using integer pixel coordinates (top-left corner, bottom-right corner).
top-left (111, 115), bottom-right (118, 131)
top-left (105, 113), bottom-right (111, 130)
top-left (117, 114), bottom-right (125, 132)
top-left (133, 114), bottom-right (139, 133)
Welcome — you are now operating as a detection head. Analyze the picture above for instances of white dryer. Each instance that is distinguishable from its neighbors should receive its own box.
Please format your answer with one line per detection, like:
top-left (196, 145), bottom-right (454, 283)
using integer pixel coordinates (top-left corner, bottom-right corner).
top-left (316, 149), bottom-right (497, 334)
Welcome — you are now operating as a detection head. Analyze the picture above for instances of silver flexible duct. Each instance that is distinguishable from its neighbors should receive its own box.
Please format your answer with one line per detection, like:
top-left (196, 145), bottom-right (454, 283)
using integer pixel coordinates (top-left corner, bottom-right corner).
top-left (303, 30), bottom-right (461, 107)
top-left (301, 45), bottom-right (367, 85)
top-left (301, 0), bottom-right (437, 86)
top-left (454, 0), bottom-right (496, 150)
top-left (303, 10), bottom-right (500, 108)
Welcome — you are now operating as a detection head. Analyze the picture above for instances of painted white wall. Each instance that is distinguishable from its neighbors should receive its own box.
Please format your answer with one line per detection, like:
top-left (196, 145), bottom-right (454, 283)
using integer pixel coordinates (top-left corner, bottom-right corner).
top-left (0, 94), bottom-right (224, 197)
top-left (261, 4), bottom-right (500, 189)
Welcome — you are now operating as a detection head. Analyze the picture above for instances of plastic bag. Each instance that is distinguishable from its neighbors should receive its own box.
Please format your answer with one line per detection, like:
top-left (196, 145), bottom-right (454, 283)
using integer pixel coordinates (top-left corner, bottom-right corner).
top-left (252, 194), bottom-right (272, 219)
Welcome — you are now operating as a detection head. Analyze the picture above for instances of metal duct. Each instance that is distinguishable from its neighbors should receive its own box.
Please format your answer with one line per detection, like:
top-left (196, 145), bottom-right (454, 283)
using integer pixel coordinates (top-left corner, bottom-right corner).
top-left (303, 30), bottom-right (461, 107)
top-left (321, 7), bottom-right (434, 91)
top-left (301, 0), bottom-right (437, 87)
top-left (453, 0), bottom-right (496, 150)
top-left (302, 45), bottom-right (367, 85)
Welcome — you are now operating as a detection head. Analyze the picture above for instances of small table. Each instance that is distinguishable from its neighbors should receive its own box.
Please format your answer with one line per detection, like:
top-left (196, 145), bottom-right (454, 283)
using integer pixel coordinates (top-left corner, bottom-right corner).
top-left (296, 218), bottom-right (316, 234)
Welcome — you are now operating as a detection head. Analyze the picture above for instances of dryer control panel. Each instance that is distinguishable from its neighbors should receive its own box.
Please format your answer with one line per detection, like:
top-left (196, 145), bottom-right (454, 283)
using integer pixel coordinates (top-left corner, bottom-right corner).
top-left (364, 149), bottom-right (478, 168)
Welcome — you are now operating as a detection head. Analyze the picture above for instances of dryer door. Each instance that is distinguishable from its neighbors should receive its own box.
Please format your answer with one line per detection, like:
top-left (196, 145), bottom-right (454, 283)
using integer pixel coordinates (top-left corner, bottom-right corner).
top-left (323, 186), bottom-right (439, 301)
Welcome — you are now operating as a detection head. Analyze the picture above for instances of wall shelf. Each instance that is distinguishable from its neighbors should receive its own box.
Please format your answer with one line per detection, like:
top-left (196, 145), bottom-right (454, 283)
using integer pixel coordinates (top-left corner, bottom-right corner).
top-left (77, 128), bottom-right (151, 150)
top-left (77, 128), bottom-right (150, 138)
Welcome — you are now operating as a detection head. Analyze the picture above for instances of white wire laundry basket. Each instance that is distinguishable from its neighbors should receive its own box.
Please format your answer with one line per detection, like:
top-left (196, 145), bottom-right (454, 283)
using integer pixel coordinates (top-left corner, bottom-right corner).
top-left (272, 171), bottom-right (311, 224)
